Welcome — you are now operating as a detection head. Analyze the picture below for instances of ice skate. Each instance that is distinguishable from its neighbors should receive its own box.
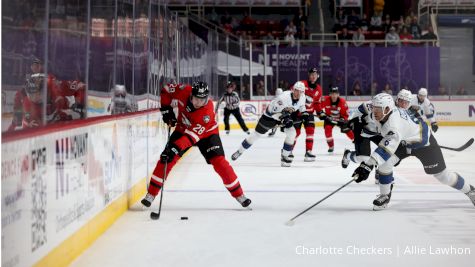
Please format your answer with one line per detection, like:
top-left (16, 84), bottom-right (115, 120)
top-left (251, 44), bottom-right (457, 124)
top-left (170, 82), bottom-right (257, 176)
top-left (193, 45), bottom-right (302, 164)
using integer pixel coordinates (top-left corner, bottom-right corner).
top-left (281, 155), bottom-right (293, 167)
top-left (141, 193), bottom-right (155, 207)
top-left (225, 130), bottom-right (230, 135)
top-left (373, 184), bottom-right (394, 211)
top-left (341, 149), bottom-right (350, 168)
top-left (466, 185), bottom-right (475, 207)
top-left (328, 147), bottom-right (334, 153)
top-left (231, 150), bottom-right (242, 161)
top-left (236, 195), bottom-right (252, 208)
top-left (304, 150), bottom-right (316, 162)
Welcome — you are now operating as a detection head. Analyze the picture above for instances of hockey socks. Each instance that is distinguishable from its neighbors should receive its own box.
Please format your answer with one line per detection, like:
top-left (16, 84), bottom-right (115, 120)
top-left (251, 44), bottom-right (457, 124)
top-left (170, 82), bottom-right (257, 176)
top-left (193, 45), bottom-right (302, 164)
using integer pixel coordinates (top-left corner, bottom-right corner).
top-left (210, 156), bottom-right (244, 198)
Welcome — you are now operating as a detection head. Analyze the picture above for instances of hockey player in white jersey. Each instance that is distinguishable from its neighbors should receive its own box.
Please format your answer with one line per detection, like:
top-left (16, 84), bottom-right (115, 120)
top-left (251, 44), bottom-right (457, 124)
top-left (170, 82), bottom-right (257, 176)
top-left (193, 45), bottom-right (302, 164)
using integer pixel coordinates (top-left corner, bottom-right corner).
top-left (342, 89), bottom-right (413, 170)
top-left (268, 88), bottom-right (284, 137)
top-left (232, 82), bottom-right (307, 167)
top-left (352, 93), bottom-right (475, 210)
top-left (410, 88), bottom-right (439, 132)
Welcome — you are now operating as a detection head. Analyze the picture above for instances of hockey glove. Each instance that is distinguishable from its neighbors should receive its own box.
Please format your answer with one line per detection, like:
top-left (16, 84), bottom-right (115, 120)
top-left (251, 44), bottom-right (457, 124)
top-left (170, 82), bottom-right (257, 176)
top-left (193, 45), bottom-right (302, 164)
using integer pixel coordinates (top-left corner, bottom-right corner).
top-left (431, 122), bottom-right (439, 133)
top-left (160, 144), bottom-right (180, 163)
top-left (317, 111), bottom-right (327, 120)
top-left (301, 111), bottom-right (310, 125)
top-left (160, 106), bottom-right (177, 127)
top-left (282, 116), bottom-right (294, 129)
top-left (352, 162), bottom-right (374, 183)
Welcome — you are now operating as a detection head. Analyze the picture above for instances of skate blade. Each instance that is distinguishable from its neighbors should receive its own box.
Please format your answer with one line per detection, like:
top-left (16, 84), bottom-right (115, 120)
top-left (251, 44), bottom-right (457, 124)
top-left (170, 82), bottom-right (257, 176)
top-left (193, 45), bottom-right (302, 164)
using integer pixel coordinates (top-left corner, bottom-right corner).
top-left (373, 204), bottom-right (388, 211)
top-left (304, 158), bottom-right (316, 162)
top-left (281, 162), bottom-right (292, 167)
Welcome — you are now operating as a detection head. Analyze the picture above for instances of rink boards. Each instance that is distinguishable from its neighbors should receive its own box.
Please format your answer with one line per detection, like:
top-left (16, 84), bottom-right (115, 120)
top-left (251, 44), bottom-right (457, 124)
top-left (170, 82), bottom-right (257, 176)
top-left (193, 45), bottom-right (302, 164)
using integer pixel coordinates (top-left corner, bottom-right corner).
top-left (1, 111), bottom-right (167, 267)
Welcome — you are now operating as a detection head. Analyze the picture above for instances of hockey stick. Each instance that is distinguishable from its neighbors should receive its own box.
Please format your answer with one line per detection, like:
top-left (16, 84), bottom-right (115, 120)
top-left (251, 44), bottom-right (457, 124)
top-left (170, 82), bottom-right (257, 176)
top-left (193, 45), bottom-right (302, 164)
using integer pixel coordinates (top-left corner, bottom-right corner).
top-left (285, 176), bottom-right (357, 226)
top-left (150, 125), bottom-right (172, 220)
top-left (440, 138), bottom-right (474, 152)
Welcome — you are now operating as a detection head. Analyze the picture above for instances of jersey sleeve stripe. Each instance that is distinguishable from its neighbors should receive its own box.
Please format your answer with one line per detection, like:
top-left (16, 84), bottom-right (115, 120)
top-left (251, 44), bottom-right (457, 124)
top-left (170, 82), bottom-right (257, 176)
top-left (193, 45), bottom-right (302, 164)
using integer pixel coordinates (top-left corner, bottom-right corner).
top-left (375, 146), bottom-right (392, 161)
top-left (206, 123), bottom-right (219, 132)
top-left (224, 179), bottom-right (239, 188)
top-left (184, 129), bottom-right (200, 142)
top-left (407, 121), bottom-right (429, 149)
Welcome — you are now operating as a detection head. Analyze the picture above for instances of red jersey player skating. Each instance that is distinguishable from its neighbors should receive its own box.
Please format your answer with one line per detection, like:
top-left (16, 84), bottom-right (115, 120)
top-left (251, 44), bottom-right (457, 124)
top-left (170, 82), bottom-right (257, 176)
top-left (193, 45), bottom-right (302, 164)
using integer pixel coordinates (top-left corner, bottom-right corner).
top-left (318, 86), bottom-right (354, 152)
top-left (141, 81), bottom-right (251, 208)
top-left (292, 67), bottom-right (323, 162)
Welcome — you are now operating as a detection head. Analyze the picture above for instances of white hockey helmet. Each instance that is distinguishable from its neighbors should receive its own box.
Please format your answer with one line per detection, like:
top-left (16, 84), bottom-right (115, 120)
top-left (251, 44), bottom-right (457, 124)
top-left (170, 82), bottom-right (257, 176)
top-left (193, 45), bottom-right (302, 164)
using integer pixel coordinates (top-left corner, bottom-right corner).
top-left (372, 93), bottom-right (396, 116)
top-left (396, 89), bottom-right (412, 109)
top-left (292, 81), bottom-right (306, 92)
top-left (275, 88), bottom-right (283, 96)
top-left (113, 84), bottom-right (127, 97)
top-left (418, 88), bottom-right (428, 96)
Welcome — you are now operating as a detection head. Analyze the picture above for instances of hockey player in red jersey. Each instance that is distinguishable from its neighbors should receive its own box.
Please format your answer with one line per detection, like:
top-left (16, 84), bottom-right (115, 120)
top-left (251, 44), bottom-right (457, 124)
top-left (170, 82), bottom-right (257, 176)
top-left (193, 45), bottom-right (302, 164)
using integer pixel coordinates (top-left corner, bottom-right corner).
top-left (14, 73), bottom-right (70, 129)
top-left (318, 86), bottom-right (354, 152)
top-left (8, 58), bottom-right (62, 131)
top-left (141, 81), bottom-right (252, 208)
top-left (292, 67), bottom-right (323, 161)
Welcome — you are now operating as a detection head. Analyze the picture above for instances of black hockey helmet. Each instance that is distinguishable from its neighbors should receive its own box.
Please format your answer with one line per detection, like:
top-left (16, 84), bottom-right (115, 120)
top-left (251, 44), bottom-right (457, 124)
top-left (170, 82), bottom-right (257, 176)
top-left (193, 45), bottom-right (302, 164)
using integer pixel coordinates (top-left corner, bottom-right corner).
top-left (308, 67), bottom-right (319, 74)
top-left (330, 86), bottom-right (339, 94)
top-left (191, 81), bottom-right (209, 99)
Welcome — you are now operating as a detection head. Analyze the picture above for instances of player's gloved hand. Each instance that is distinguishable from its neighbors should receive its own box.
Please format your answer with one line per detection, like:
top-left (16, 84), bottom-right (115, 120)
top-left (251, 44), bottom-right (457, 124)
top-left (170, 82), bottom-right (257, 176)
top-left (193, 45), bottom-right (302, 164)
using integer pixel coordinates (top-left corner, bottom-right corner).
top-left (301, 111), bottom-right (310, 124)
top-left (340, 124), bottom-right (351, 133)
top-left (352, 162), bottom-right (374, 183)
top-left (336, 118), bottom-right (346, 127)
top-left (160, 106), bottom-right (177, 127)
top-left (317, 111), bottom-right (327, 120)
top-left (282, 116), bottom-right (294, 128)
top-left (431, 122), bottom-right (439, 133)
top-left (160, 144), bottom-right (180, 163)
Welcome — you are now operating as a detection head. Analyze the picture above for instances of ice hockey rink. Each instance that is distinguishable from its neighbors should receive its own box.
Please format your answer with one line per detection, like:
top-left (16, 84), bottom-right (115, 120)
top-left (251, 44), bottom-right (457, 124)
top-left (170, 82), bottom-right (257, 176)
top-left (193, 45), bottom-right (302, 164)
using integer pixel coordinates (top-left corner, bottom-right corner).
top-left (72, 126), bottom-right (475, 267)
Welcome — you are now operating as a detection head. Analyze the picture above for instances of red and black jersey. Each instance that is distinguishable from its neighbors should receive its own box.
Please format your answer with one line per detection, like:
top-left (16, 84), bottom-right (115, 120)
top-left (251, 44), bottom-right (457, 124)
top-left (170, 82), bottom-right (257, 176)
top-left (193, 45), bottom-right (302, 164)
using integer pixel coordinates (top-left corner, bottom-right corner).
top-left (161, 83), bottom-right (219, 149)
top-left (321, 96), bottom-right (350, 121)
top-left (300, 80), bottom-right (322, 114)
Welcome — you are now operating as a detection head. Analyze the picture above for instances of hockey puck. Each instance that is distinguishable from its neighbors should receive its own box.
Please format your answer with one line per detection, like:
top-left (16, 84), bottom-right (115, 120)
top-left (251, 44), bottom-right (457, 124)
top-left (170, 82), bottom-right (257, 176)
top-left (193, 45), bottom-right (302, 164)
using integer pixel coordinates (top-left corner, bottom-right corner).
top-left (180, 216), bottom-right (188, 220)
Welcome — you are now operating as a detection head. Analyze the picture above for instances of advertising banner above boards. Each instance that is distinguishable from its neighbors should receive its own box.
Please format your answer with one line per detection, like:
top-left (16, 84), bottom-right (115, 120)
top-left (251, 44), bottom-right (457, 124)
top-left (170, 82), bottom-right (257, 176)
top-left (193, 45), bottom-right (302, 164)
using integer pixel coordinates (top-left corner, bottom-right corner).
top-left (338, 0), bottom-right (363, 7)
top-left (165, 0), bottom-right (301, 5)
top-left (215, 100), bottom-right (475, 128)
top-left (420, 0), bottom-right (475, 6)
top-left (1, 111), bottom-right (167, 267)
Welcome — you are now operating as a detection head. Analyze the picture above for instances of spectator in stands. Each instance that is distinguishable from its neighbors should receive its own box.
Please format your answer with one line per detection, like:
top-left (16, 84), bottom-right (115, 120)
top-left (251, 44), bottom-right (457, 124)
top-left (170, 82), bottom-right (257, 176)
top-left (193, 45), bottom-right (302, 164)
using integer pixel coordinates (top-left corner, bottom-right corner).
top-left (409, 16), bottom-right (422, 39)
top-left (347, 9), bottom-right (360, 31)
top-left (285, 21), bottom-right (297, 36)
top-left (352, 81), bottom-right (362, 96)
top-left (293, 8), bottom-right (307, 28)
top-left (337, 8), bottom-right (348, 26)
top-left (285, 30), bottom-right (296, 47)
top-left (359, 14), bottom-right (369, 31)
top-left (255, 80), bottom-right (265, 96)
top-left (456, 86), bottom-right (467, 95)
top-left (221, 11), bottom-right (231, 26)
top-left (402, 15), bottom-right (412, 30)
top-left (399, 27), bottom-right (413, 46)
top-left (370, 11), bottom-right (383, 31)
top-left (385, 26), bottom-right (400, 46)
top-left (296, 21), bottom-right (309, 40)
top-left (208, 8), bottom-right (219, 26)
top-left (421, 25), bottom-right (437, 42)
top-left (352, 27), bottom-right (365, 47)
top-left (338, 27), bottom-right (352, 43)
top-left (383, 83), bottom-right (393, 95)
top-left (262, 32), bottom-right (275, 42)
top-left (370, 81), bottom-right (378, 96)
top-left (382, 15), bottom-right (392, 33)
top-left (241, 11), bottom-right (254, 31)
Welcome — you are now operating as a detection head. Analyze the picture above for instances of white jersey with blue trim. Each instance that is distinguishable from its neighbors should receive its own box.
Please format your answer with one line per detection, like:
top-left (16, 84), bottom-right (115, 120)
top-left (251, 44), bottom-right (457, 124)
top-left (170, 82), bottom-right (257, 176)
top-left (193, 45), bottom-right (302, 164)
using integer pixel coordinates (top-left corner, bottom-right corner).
top-left (370, 108), bottom-right (431, 166)
top-left (410, 96), bottom-right (436, 123)
top-left (349, 100), bottom-right (379, 138)
top-left (264, 90), bottom-right (306, 121)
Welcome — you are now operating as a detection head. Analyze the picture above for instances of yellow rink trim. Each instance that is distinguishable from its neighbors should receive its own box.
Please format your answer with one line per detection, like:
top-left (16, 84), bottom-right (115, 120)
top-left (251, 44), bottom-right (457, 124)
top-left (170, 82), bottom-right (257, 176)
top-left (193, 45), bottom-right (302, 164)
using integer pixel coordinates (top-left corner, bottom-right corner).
top-left (220, 121), bottom-right (475, 130)
top-left (33, 177), bottom-right (147, 267)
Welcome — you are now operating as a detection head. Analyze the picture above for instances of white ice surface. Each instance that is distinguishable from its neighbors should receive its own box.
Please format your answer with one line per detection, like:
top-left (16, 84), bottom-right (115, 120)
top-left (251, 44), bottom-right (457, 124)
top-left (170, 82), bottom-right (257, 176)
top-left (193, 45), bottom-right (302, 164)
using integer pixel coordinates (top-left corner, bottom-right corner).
top-left (72, 127), bottom-right (475, 267)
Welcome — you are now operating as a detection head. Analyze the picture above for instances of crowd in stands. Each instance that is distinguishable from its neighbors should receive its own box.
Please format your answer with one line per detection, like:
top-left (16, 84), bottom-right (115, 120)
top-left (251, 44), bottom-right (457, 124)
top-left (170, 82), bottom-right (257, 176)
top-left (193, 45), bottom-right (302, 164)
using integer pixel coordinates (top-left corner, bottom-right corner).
top-left (206, 7), bottom-right (310, 44)
top-left (333, 7), bottom-right (438, 46)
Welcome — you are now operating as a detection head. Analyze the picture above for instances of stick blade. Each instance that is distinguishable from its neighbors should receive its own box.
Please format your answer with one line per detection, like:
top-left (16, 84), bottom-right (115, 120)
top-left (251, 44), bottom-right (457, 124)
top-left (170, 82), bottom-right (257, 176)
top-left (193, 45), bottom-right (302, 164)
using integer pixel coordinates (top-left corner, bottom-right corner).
top-left (150, 212), bottom-right (160, 220)
top-left (285, 220), bottom-right (295, 227)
